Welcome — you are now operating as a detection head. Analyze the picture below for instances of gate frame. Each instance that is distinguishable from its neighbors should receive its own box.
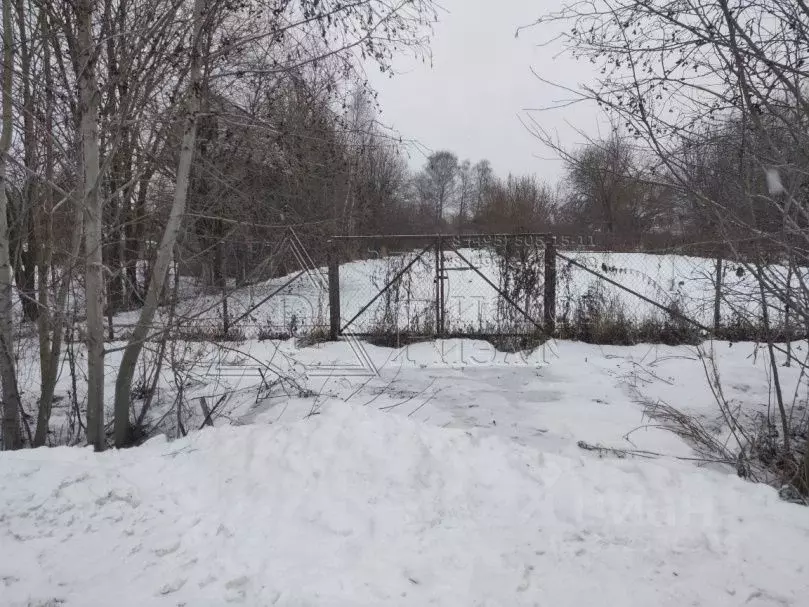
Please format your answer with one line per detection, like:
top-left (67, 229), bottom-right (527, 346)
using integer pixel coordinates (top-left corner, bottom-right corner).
top-left (328, 233), bottom-right (558, 339)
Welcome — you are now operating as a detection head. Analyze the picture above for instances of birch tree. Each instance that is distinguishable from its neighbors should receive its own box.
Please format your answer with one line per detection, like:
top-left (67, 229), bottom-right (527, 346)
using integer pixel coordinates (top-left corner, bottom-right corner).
top-left (0, 0), bottom-right (438, 448)
top-left (111, 0), bottom-right (438, 446)
top-left (77, 0), bottom-right (105, 450)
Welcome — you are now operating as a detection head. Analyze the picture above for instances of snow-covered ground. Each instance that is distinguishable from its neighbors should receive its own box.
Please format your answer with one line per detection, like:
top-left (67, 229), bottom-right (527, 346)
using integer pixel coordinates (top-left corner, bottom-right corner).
top-left (4, 247), bottom-right (809, 605)
top-left (3, 396), bottom-right (808, 606)
top-left (4, 336), bottom-right (809, 605)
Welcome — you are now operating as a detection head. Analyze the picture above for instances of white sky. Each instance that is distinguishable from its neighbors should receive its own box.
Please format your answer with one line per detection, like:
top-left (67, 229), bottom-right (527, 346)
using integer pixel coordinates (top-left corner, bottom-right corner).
top-left (367, 0), bottom-right (607, 184)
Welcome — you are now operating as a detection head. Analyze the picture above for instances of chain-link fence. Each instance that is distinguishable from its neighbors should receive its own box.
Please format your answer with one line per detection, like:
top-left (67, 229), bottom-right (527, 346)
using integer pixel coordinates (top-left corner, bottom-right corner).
top-left (330, 234), bottom-right (553, 346)
top-left (555, 241), bottom-right (808, 343)
top-left (173, 229), bottom-right (808, 346)
top-left (327, 233), bottom-right (808, 346)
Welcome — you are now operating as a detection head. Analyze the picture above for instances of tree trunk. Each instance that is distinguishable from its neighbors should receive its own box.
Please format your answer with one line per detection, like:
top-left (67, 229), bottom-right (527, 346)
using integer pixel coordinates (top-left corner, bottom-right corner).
top-left (77, 0), bottom-right (105, 451)
top-left (125, 169), bottom-right (152, 307)
top-left (758, 272), bottom-right (789, 456)
top-left (31, 9), bottom-right (83, 447)
top-left (34, 195), bottom-right (84, 446)
top-left (214, 232), bottom-right (228, 334)
top-left (33, 8), bottom-right (56, 446)
top-left (713, 256), bottom-right (723, 333)
top-left (113, 0), bottom-right (207, 448)
top-left (0, 0), bottom-right (21, 450)
top-left (12, 0), bottom-right (37, 323)
top-left (104, 195), bottom-right (123, 313)
top-left (102, 0), bottom-right (121, 315)
top-left (11, 208), bottom-right (37, 322)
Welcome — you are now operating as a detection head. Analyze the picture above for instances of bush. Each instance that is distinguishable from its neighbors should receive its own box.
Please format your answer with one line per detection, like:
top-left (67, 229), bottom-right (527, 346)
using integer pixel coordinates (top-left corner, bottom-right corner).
top-left (556, 283), bottom-right (701, 345)
top-left (171, 324), bottom-right (247, 343)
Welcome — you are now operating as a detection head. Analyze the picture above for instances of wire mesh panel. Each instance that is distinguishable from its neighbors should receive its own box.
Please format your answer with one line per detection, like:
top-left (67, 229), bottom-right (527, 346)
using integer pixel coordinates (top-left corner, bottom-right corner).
top-left (332, 234), bottom-right (552, 343)
top-left (442, 235), bottom-right (546, 336)
top-left (154, 227), bottom-right (331, 341)
top-left (553, 239), bottom-right (809, 342)
top-left (553, 244), bottom-right (712, 342)
top-left (335, 236), bottom-right (438, 337)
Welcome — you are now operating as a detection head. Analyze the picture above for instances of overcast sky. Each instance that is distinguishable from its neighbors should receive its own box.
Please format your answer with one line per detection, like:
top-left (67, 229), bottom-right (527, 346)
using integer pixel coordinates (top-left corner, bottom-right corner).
top-left (366, 0), bottom-right (607, 184)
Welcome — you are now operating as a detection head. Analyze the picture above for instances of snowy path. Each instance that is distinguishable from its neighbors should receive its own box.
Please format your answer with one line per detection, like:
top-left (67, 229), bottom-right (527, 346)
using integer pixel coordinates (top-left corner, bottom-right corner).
top-left (239, 338), bottom-right (803, 462)
top-left (2, 403), bottom-right (808, 606)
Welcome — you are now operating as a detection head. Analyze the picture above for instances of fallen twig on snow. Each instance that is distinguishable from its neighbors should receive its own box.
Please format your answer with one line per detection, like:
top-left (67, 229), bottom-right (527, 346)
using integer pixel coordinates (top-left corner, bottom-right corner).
top-left (577, 439), bottom-right (736, 465)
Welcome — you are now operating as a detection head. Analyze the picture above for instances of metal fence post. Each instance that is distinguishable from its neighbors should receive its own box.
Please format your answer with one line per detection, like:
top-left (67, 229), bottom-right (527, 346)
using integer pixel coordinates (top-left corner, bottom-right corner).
top-left (328, 239), bottom-right (341, 341)
top-left (543, 236), bottom-right (557, 335)
top-left (437, 234), bottom-right (445, 337)
top-left (434, 235), bottom-right (443, 337)
top-left (713, 256), bottom-right (723, 334)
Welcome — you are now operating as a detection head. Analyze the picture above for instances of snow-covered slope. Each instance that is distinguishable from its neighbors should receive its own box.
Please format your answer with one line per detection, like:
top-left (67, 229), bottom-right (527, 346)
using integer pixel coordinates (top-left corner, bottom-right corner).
top-left (2, 403), bottom-right (808, 606)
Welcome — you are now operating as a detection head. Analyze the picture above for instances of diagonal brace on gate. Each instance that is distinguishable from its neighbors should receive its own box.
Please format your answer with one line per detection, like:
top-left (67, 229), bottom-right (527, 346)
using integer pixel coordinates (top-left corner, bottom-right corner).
top-left (340, 242), bottom-right (435, 334)
top-left (448, 245), bottom-right (547, 337)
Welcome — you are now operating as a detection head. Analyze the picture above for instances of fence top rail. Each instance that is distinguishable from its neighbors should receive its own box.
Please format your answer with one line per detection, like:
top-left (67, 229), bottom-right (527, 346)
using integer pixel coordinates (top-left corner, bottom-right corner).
top-left (329, 232), bottom-right (555, 241)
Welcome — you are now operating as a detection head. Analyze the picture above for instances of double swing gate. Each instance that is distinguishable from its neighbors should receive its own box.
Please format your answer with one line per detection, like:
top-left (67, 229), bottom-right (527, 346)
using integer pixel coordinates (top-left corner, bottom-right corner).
top-left (326, 234), bottom-right (558, 343)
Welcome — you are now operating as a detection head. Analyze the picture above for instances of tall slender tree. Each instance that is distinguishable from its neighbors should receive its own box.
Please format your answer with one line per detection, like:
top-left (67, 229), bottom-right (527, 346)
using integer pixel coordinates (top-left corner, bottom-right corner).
top-left (76, 0), bottom-right (105, 450)
top-left (0, 0), bottom-right (21, 450)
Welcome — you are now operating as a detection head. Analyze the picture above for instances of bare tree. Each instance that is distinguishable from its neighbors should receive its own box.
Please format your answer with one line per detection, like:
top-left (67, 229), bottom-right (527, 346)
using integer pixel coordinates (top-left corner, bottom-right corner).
top-left (0, 0), bottom-right (21, 449)
top-left (567, 134), bottom-right (633, 234)
top-left (111, 0), bottom-right (438, 446)
top-left (0, 0), bottom-right (438, 447)
top-left (472, 159), bottom-right (493, 222)
top-left (113, 0), bottom-right (209, 447)
top-left (562, 133), bottom-right (667, 243)
top-left (532, 0), bottom-right (809, 489)
top-left (9, 0), bottom-right (39, 323)
top-left (476, 173), bottom-right (556, 233)
top-left (416, 150), bottom-right (458, 227)
top-left (75, 0), bottom-right (106, 451)
top-left (456, 159), bottom-right (473, 232)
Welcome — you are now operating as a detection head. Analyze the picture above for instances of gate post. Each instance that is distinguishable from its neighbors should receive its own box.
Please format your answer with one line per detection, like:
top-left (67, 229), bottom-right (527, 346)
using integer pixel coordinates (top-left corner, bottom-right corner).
top-left (543, 236), bottom-right (557, 336)
top-left (328, 239), bottom-right (340, 341)
top-left (434, 235), bottom-right (444, 337)
top-left (713, 256), bottom-right (722, 333)
top-left (437, 234), bottom-right (445, 337)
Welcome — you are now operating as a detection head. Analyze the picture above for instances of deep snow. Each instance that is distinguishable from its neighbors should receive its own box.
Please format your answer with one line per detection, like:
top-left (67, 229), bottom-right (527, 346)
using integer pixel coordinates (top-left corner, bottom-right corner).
top-left (2, 402), bottom-right (809, 607)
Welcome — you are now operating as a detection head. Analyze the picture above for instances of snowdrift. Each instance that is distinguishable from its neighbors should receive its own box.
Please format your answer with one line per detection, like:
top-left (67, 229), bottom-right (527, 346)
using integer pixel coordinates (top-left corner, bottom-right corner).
top-left (2, 403), bottom-right (808, 606)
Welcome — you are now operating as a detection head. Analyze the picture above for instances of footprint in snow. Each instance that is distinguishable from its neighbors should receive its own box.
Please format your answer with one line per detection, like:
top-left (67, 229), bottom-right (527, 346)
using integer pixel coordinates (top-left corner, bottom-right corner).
top-left (158, 577), bottom-right (187, 595)
top-left (153, 540), bottom-right (181, 556)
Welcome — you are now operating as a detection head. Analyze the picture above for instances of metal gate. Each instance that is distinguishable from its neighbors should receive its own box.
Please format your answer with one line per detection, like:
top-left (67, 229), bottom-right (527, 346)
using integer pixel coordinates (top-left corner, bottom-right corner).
top-left (326, 234), bottom-right (557, 343)
top-left (324, 232), bottom-right (729, 347)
